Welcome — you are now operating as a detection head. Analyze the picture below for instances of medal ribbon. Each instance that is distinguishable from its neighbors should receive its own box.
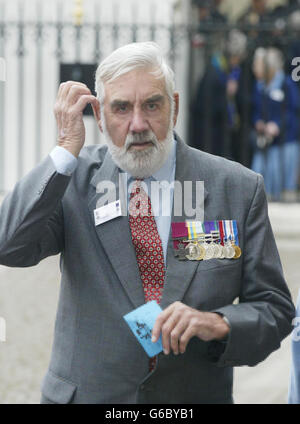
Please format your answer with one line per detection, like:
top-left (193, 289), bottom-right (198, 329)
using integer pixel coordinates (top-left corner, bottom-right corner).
top-left (194, 221), bottom-right (204, 236)
top-left (186, 221), bottom-right (193, 240)
top-left (224, 220), bottom-right (232, 242)
top-left (171, 222), bottom-right (188, 250)
top-left (204, 221), bottom-right (215, 242)
top-left (232, 220), bottom-right (239, 246)
top-left (212, 221), bottom-right (220, 242)
top-left (171, 222), bottom-right (188, 239)
top-left (204, 221), bottom-right (211, 235)
top-left (218, 220), bottom-right (225, 245)
top-left (186, 221), bottom-right (204, 240)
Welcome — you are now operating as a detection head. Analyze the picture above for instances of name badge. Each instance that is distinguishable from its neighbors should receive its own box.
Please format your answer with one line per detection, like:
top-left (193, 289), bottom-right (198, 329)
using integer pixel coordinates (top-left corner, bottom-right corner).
top-left (94, 200), bottom-right (122, 226)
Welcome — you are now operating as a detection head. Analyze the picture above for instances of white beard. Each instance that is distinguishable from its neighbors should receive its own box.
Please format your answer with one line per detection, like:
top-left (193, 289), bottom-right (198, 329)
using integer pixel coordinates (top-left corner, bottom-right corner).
top-left (102, 115), bottom-right (174, 179)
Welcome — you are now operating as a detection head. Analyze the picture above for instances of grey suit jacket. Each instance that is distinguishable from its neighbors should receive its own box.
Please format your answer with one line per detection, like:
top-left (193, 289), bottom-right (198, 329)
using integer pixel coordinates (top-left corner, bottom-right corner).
top-left (0, 135), bottom-right (295, 404)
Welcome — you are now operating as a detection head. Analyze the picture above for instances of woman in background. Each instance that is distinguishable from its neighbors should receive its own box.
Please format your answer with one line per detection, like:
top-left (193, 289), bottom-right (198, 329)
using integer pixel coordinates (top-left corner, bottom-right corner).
top-left (251, 47), bottom-right (300, 202)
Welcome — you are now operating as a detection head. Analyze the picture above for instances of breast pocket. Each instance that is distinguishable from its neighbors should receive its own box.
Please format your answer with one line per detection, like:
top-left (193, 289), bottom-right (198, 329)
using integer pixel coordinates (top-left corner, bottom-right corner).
top-left (183, 259), bottom-right (242, 311)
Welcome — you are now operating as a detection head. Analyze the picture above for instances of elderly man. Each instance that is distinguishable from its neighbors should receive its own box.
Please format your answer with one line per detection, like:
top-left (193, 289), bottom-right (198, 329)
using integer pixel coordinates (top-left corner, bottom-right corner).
top-left (0, 42), bottom-right (295, 404)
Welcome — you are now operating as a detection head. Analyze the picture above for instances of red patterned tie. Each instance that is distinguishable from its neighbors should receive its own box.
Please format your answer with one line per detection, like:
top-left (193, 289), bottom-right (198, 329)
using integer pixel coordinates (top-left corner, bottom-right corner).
top-left (129, 180), bottom-right (165, 371)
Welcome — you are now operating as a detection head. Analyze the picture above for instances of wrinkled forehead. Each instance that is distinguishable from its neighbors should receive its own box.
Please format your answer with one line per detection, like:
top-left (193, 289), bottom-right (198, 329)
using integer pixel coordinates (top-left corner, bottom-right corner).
top-left (102, 68), bottom-right (169, 104)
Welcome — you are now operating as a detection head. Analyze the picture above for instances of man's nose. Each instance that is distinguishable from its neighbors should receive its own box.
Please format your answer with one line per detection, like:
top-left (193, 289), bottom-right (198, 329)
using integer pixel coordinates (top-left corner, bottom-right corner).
top-left (129, 108), bottom-right (149, 133)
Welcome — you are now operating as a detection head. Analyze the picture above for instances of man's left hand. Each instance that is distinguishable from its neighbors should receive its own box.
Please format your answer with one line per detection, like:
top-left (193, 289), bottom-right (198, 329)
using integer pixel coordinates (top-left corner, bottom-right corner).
top-left (151, 301), bottom-right (230, 355)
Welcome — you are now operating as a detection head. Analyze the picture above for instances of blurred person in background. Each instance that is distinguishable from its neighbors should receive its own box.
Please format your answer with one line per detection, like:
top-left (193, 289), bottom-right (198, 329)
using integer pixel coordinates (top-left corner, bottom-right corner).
top-left (191, 29), bottom-right (249, 162)
top-left (191, 0), bottom-right (228, 158)
top-left (225, 29), bottom-right (250, 164)
top-left (190, 0), bottom-right (227, 49)
top-left (287, 7), bottom-right (300, 195)
top-left (238, 0), bottom-right (271, 26)
top-left (270, 0), bottom-right (300, 19)
top-left (238, 0), bottom-right (273, 47)
top-left (192, 0), bottom-right (227, 24)
top-left (191, 44), bottom-right (229, 157)
top-left (285, 9), bottom-right (300, 79)
top-left (251, 47), bottom-right (300, 202)
top-left (191, 0), bottom-right (227, 50)
top-left (265, 0), bottom-right (300, 54)
top-left (282, 0), bottom-right (300, 15)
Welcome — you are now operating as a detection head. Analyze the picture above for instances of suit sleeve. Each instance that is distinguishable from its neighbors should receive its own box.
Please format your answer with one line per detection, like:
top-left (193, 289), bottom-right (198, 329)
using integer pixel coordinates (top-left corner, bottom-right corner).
top-left (211, 174), bottom-right (295, 367)
top-left (0, 155), bottom-right (71, 267)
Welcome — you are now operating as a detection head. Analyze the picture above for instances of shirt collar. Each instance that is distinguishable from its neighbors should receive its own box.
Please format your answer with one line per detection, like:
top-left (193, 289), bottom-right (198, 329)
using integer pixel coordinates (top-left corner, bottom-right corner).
top-left (264, 70), bottom-right (285, 92)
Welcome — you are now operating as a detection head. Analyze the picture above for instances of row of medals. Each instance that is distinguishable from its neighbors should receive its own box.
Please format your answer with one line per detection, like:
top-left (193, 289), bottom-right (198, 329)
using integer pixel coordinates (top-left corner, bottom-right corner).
top-left (177, 231), bottom-right (242, 261)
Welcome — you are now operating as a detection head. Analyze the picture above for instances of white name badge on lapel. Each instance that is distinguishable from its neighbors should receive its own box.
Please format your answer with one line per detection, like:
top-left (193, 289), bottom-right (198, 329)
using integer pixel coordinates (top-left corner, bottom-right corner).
top-left (94, 200), bottom-right (122, 226)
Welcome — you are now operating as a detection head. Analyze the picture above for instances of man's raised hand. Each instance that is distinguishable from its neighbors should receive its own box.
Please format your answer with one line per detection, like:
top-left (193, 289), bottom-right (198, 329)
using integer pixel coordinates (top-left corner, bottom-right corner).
top-left (54, 81), bottom-right (100, 157)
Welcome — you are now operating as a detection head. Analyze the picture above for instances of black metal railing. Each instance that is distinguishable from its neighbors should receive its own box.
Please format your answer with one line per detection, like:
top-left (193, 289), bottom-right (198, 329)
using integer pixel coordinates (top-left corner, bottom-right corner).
top-left (1, 1), bottom-right (300, 201)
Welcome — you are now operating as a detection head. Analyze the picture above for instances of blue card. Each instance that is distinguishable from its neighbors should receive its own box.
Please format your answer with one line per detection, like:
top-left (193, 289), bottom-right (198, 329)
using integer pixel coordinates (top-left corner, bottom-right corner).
top-left (123, 301), bottom-right (163, 358)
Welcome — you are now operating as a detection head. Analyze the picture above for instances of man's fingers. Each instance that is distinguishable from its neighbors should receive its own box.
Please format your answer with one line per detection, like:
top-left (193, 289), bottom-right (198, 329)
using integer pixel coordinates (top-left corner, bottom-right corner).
top-left (58, 81), bottom-right (87, 102)
top-left (151, 304), bottom-right (177, 343)
top-left (57, 82), bottom-right (65, 99)
top-left (178, 326), bottom-right (197, 354)
top-left (55, 82), bottom-right (90, 125)
top-left (169, 319), bottom-right (189, 355)
top-left (161, 314), bottom-right (180, 354)
top-left (71, 95), bottom-right (99, 115)
top-left (59, 95), bottom-right (98, 124)
top-left (163, 313), bottom-right (192, 355)
top-left (65, 85), bottom-right (92, 107)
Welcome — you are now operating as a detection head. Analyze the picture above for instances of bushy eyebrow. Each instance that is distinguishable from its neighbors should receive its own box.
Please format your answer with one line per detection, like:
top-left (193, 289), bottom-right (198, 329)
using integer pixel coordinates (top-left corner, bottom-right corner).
top-left (110, 94), bottom-right (165, 109)
top-left (110, 99), bottom-right (130, 109)
top-left (144, 94), bottom-right (165, 104)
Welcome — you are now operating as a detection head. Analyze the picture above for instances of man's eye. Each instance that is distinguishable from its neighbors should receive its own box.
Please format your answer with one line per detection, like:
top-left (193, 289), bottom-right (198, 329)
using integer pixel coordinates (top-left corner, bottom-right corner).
top-left (117, 105), bottom-right (128, 112)
top-left (146, 103), bottom-right (158, 111)
top-left (112, 104), bottom-right (129, 113)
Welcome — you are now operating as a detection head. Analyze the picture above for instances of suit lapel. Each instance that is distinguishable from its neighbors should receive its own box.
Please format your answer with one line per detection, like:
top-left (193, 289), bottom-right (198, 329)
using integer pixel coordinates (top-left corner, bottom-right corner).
top-left (160, 136), bottom-right (209, 309)
top-left (87, 151), bottom-right (145, 309)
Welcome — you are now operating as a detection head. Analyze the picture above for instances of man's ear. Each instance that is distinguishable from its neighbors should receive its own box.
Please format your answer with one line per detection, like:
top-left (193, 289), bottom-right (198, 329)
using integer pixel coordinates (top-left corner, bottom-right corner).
top-left (92, 99), bottom-right (103, 132)
top-left (173, 92), bottom-right (179, 127)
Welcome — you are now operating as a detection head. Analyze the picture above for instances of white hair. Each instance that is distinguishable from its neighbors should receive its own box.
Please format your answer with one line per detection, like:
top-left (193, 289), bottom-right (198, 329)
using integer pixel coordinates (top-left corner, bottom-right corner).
top-left (289, 10), bottom-right (300, 31)
top-left (253, 47), bottom-right (284, 73)
top-left (253, 47), bottom-right (267, 63)
top-left (95, 41), bottom-right (175, 105)
top-left (227, 29), bottom-right (247, 57)
top-left (265, 48), bottom-right (284, 72)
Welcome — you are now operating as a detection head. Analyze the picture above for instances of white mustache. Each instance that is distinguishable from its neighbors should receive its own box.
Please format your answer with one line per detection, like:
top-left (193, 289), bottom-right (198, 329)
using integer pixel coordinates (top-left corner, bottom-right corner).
top-left (125, 132), bottom-right (157, 150)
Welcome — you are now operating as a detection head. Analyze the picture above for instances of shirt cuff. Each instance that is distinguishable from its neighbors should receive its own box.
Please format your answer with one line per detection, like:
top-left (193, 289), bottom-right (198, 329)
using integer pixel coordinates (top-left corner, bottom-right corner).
top-left (50, 146), bottom-right (78, 176)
